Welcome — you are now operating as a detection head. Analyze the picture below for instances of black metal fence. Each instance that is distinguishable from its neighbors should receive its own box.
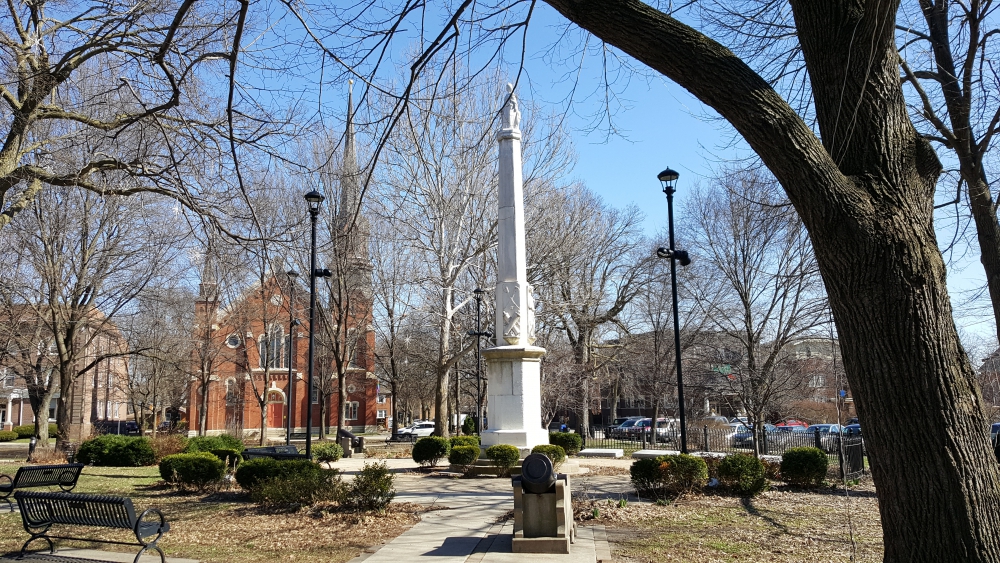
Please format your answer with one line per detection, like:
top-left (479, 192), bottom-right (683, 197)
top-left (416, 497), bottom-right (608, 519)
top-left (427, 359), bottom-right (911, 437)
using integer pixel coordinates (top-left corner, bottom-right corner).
top-left (583, 426), bottom-right (868, 480)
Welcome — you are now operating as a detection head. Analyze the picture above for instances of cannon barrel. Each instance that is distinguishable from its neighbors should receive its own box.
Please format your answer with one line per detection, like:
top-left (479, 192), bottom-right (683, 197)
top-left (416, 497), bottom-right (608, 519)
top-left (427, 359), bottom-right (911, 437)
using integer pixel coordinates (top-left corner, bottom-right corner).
top-left (520, 453), bottom-right (556, 494)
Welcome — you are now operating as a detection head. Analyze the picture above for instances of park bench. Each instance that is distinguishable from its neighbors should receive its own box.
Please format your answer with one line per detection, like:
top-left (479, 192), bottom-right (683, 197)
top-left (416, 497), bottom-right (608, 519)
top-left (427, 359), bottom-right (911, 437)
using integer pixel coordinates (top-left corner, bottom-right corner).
top-left (14, 490), bottom-right (170, 563)
top-left (242, 445), bottom-right (303, 460)
top-left (0, 463), bottom-right (84, 509)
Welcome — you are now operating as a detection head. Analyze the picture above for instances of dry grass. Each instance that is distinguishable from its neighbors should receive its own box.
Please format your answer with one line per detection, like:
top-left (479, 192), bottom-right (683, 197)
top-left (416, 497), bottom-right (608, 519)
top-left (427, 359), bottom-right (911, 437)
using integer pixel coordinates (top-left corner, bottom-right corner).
top-left (575, 482), bottom-right (883, 562)
top-left (0, 462), bottom-right (421, 563)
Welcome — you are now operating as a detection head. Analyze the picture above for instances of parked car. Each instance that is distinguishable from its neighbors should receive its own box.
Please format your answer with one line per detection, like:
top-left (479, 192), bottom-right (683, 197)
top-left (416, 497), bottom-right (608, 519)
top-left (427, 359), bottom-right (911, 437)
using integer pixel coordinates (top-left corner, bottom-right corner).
top-left (845, 423), bottom-right (862, 436)
top-left (732, 423), bottom-right (777, 449)
top-left (630, 418), bottom-right (677, 443)
top-left (395, 421), bottom-right (435, 441)
top-left (806, 423), bottom-right (846, 451)
top-left (93, 419), bottom-right (139, 435)
top-left (608, 417), bottom-right (643, 439)
top-left (991, 422), bottom-right (1000, 443)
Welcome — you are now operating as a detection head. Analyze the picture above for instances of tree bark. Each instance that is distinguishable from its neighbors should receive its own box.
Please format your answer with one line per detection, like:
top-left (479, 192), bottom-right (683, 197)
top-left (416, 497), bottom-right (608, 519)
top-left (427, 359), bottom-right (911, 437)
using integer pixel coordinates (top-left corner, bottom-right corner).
top-left (540, 0), bottom-right (1000, 559)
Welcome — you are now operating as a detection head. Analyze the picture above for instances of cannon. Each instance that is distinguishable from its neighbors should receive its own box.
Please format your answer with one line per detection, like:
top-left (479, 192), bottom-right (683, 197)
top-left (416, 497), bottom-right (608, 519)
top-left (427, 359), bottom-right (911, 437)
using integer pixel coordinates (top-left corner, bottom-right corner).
top-left (510, 453), bottom-right (575, 554)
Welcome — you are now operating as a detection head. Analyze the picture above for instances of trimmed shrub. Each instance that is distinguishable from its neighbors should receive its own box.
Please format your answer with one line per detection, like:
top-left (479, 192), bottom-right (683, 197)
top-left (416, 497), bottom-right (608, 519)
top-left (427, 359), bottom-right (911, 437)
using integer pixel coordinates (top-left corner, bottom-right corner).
top-left (462, 416), bottom-right (477, 435)
top-left (781, 447), bottom-right (829, 487)
top-left (252, 467), bottom-right (342, 509)
top-left (159, 452), bottom-right (225, 488)
top-left (184, 434), bottom-right (244, 454)
top-left (531, 444), bottom-right (567, 466)
top-left (0, 430), bottom-right (17, 442)
top-left (210, 448), bottom-right (243, 470)
top-left (235, 458), bottom-right (330, 491)
top-left (718, 454), bottom-right (768, 496)
top-left (486, 444), bottom-right (521, 477)
top-left (412, 436), bottom-right (450, 467)
top-left (448, 445), bottom-right (481, 468)
top-left (450, 435), bottom-right (480, 448)
top-left (13, 424), bottom-right (58, 439)
top-left (631, 454), bottom-right (708, 497)
top-left (77, 435), bottom-right (155, 467)
top-left (340, 461), bottom-right (395, 512)
top-left (313, 442), bottom-right (343, 463)
top-left (549, 432), bottom-right (582, 455)
top-left (150, 434), bottom-right (189, 462)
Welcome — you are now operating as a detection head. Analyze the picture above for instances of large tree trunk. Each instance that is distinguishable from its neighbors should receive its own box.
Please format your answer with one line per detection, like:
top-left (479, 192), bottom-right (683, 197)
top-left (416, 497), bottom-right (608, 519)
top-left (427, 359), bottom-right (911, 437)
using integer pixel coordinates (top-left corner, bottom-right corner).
top-left (540, 0), bottom-right (1000, 559)
top-left (198, 374), bottom-right (209, 435)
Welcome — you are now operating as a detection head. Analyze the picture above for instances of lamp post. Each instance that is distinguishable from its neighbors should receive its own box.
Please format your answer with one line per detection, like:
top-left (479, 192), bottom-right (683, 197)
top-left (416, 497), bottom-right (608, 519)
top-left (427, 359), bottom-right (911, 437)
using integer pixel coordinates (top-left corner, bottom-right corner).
top-left (656, 167), bottom-right (692, 453)
top-left (466, 288), bottom-right (491, 434)
top-left (285, 269), bottom-right (300, 446)
top-left (304, 189), bottom-right (327, 459)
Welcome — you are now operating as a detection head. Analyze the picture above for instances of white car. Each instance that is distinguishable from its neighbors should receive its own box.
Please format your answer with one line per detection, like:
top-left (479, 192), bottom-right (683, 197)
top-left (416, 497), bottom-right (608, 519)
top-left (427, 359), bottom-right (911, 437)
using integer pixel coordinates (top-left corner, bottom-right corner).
top-left (396, 421), bottom-right (436, 441)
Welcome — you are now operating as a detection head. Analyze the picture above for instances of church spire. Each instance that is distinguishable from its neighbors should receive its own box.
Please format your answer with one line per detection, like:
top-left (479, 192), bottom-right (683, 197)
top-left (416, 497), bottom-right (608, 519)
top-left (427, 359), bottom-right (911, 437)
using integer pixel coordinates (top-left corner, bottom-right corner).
top-left (339, 79), bottom-right (360, 221)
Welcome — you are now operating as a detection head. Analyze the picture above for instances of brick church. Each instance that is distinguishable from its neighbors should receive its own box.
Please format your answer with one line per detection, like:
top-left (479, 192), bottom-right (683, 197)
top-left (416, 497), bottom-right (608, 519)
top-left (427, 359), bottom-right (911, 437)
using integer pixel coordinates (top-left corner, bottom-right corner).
top-left (186, 88), bottom-right (387, 439)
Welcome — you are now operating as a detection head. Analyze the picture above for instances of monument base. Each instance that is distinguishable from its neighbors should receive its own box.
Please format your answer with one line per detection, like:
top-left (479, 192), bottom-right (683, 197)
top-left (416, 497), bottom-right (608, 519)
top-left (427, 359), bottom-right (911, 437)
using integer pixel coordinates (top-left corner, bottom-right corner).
top-left (481, 428), bottom-right (550, 450)
top-left (482, 345), bottom-right (547, 450)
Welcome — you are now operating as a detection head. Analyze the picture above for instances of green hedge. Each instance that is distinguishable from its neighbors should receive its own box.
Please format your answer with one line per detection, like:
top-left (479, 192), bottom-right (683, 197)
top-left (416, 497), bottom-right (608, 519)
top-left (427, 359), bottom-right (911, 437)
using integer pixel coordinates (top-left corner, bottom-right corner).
top-left (13, 424), bottom-right (58, 439)
top-left (412, 436), bottom-right (450, 467)
top-left (184, 434), bottom-right (244, 453)
top-left (781, 447), bottom-right (829, 487)
top-left (235, 458), bottom-right (327, 491)
top-left (531, 444), bottom-right (566, 466)
top-left (0, 430), bottom-right (17, 442)
top-left (235, 458), bottom-right (341, 508)
top-left (77, 435), bottom-right (155, 466)
top-left (548, 432), bottom-right (582, 455)
top-left (631, 454), bottom-right (708, 497)
top-left (313, 442), bottom-right (343, 463)
top-left (486, 444), bottom-right (521, 477)
top-left (159, 452), bottom-right (225, 487)
top-left (718, 454), bottom-right (768, 496)
top-left (448, 445), bottom-right (481, 467)
top-left (450, 435), bottom-right (480, 448)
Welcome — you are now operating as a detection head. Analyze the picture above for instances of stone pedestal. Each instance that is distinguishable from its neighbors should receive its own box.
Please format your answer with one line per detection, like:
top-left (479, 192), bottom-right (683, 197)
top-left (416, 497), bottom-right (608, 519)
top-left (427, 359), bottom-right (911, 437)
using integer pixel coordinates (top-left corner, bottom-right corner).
top-left (481, 346), bottom-right (549, 450)
top-left (511, 474), bottom-right (575, 553)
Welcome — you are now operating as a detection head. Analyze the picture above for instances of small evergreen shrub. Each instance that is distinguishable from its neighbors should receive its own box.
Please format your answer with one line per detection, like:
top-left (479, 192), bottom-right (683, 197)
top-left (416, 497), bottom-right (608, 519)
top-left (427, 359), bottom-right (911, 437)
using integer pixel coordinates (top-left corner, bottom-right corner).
top-left (718, 454), bottom-right (768, 496)
top-left (313, 442), bottom-right (343, 463)
top-left (412, 436), bottom-right (450, 467)
top-left (781, 447), bottom-right (829, 487)
top-left (630, 457), bottom-right (663, 494)
top-left (184, 434), bottom-right (244, 454)
top-left (630, 454), bottom-right (708, 497)
top-left (252, 467), bottom-right (342, 509)
top-left (486, 444), bottom-right (521, 477)
top-left (0, 430), bottom-right (17, 442)
top-left (462, 416), bottom-right (477, 435)
top-left (13, 424), bottom-right (58, 439)
top-left (448, 445), bottom-right (481, 468)
top-left (450, 435), bottom-right (480, 448)
top-left (548, 432), bottom-right (582, 455)
top-left (77, 435), bottom-right (155, 466)
top-left (531, 444), bottom-right (567, 466)
top-left (210, 448), bottom-right (243, 470)
top-left (340, 461), bottom-right (395, 512)
top-left (150, 434), bottom-right (189, 462)
top-left (234, 458), bottom-right (323, 491)
top-left (159, 452), bottom-right (225, 488)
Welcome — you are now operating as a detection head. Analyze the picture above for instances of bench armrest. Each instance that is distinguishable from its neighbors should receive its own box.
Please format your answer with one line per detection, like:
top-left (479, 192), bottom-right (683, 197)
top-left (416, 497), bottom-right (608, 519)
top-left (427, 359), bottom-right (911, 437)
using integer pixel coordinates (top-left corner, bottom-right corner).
top-left (0, 474), bottom-right (12, 496)
top-left (134, 507), bottom-right (169, 545)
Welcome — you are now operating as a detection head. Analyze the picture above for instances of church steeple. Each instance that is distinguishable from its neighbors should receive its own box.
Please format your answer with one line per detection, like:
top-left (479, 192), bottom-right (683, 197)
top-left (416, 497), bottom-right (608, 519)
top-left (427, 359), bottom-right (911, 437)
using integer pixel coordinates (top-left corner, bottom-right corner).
top-left (337, 80), bottom-right (370, 270)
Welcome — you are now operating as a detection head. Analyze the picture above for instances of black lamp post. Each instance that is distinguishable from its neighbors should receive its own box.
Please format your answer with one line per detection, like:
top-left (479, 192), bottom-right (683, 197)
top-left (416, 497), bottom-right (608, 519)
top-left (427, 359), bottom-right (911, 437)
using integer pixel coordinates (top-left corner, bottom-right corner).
top-left (466, 288), bottom-right (492, 434)
top-left (304, 189), bottom-right (327, 459)
top-left (656, 167), bottom-right (692, 453)
top-left (285, 269), bottom-right (300, 446)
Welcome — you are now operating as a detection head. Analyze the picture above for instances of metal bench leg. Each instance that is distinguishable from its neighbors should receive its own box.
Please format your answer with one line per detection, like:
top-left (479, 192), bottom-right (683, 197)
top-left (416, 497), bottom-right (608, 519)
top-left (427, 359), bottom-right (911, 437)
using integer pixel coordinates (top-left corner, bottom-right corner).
top-left (134, 543), bottom-right (167, 563)
top-left (20, 534), bottom-right (55, 556)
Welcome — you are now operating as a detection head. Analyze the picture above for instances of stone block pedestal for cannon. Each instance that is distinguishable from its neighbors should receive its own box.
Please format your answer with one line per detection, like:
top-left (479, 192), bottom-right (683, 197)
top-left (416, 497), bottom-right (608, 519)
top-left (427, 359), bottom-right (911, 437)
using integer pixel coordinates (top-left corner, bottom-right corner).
top-left (510, 454), bottom-right (576, 553)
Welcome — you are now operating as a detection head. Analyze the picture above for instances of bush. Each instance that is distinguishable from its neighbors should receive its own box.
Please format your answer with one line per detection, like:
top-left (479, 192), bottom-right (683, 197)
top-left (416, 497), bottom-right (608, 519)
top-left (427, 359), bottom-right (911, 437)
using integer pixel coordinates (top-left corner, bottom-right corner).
top-left (448, 445), bottom-right (481, 468)
top-left (718, 454), bottom-right (768, 496)
top-left (184, 434), bottom-right (244, 454)
top-left (462, 416), bottom-right (477, 435)
top-left (781, 447), bottom-right (829, 487)
top-left (77, 435), bottom-right (155, 466)
top-left (549, 432), bottom-right (582, 455)
top-left (13, 424), bottom-right (58, 439)
top-left (159, 452), bottom-right (225, 488)
top-left (450, 435), bottom-right (480, 448)
top-left (210, 448), bottom-right (243, 470)
top-left (486, 444), bottom-right (521, 477)
top-left (531, 445), bottom-right (567, 466)
top-left (234, 458), bottom-right (328, 492)
top-left (150, 434), bottom-right (189, 462)
top-left (631, 454), bottom-right (708, 497)
top-left (412, 436), bottom-right (450, 467)
top-left (313, 442), bottom-right (343, 463)
top-left (340, 461), bottom-right (395, 512)
top-left (252, 467), bottom-right (342, 509)
top-left (0, 430), bottom-right (17, 442)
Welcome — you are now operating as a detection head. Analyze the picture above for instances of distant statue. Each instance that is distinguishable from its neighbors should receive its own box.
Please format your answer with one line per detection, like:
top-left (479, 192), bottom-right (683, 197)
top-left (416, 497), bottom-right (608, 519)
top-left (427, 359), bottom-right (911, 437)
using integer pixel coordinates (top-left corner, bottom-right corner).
top-left (502, 82), bottom-right (521, 131)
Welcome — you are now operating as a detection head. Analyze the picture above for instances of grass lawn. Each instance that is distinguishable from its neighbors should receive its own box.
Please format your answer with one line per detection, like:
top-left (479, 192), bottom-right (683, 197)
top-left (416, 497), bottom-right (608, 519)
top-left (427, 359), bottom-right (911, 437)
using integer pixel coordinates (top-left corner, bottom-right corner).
top-left (576, 482), bottom-right (883, 562)
top-left (0, 462), bottom-right (420, 563)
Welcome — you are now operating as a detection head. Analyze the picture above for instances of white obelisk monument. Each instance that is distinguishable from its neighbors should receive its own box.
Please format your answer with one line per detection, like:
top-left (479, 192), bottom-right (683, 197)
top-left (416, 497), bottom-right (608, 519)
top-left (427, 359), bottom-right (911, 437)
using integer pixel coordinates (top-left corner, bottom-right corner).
top-left (481, 85), bottom-right (549, 450)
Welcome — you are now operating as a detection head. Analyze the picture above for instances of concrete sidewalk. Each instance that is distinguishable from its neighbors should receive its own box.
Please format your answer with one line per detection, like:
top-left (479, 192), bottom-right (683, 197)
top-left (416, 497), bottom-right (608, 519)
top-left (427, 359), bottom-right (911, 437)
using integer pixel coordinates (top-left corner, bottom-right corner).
top-left (344, 459), bottom-right (616, 563)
